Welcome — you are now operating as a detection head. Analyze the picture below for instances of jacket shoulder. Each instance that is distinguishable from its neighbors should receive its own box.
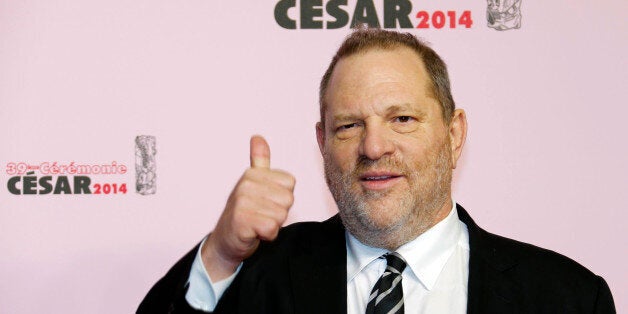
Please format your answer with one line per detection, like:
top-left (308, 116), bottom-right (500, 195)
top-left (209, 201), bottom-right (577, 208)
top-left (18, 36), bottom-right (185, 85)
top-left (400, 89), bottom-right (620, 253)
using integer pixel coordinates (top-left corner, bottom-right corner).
top-left (484, 230), bottom-right (595, 276)
top-left (477, 230), bottom-right (615, 312)
top-left (458, 204), bottom-right (614, 312)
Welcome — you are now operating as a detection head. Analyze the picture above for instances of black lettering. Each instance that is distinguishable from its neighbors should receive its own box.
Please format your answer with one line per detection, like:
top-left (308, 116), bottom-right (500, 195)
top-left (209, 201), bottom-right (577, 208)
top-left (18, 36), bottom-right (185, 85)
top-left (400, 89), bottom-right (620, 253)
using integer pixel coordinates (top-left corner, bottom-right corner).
top-left (74, 176), bottom-right (91, 194)
top-left (274, 0), bottom-right (297, 29)
top-left (53, 176), bottom-right (72, 194)
top-left (7, 176), bottom-right (21, 195)
top-left (301, 0), bottom-right (323, 29)
top-left (326, 0), bottom-right (349, 29)
top-left (384, 0), bottom-right (412, 28)
top-left (23, 176), bottom-right (37, 194)
top-left (39, 176), bottom-right (53, 194)
top-left (351, 0), bottom-right (380, 28)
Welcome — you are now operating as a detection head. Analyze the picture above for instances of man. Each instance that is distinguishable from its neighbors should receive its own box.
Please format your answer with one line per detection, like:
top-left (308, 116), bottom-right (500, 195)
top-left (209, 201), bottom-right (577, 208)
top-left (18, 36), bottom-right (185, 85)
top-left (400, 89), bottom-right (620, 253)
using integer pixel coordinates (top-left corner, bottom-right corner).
top-left (138, 28), bottom-right (615, 313)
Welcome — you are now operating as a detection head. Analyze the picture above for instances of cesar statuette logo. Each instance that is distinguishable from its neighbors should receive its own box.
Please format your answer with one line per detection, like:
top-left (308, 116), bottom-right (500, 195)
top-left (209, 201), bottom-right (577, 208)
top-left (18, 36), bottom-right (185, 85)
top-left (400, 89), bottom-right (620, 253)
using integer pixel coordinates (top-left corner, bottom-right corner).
top-left (487, 0), bottom-right (522, 30)
top-left (135, 135), bottom-right (156, 195)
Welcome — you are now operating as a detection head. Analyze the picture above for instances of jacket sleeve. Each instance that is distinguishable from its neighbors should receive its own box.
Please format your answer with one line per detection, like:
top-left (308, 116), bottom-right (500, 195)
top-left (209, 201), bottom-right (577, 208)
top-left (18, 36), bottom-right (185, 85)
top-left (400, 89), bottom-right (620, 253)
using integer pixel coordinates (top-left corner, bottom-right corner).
top-left (137, 244), bottom-right (209, 314)
top-left (593, 276), bottom-right (616, 314)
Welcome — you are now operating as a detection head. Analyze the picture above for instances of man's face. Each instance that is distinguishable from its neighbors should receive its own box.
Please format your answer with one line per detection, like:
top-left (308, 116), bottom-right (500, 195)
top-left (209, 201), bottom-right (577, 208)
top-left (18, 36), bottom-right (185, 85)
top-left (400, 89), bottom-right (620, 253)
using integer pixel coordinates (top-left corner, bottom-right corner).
top-left (317, 47), bottom-right (458, 250)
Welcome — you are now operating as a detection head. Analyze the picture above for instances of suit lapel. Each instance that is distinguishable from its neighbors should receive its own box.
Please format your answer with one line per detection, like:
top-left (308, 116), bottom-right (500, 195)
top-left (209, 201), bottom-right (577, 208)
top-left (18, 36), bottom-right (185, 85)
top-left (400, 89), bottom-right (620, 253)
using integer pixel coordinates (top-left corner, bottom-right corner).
top-left (286, 206), bottom-right (521, 314)
top-left (457, 205), bottom-right (521, 314)
top-left (289, 215), bottom-right (347, 314)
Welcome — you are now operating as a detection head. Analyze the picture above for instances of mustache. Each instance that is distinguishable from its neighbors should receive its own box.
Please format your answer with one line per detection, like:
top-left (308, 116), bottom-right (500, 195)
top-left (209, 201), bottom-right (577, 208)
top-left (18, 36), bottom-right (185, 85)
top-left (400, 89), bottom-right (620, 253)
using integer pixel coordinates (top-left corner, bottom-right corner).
top-left (352, 155), bottom-right (407, 176)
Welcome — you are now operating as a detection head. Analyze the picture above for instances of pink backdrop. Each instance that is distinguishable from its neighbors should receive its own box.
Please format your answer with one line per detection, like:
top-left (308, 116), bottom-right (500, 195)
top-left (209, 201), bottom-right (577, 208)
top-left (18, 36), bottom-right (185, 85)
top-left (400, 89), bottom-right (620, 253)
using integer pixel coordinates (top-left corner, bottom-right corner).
top-left (1, 1), bottom-right (626, 313)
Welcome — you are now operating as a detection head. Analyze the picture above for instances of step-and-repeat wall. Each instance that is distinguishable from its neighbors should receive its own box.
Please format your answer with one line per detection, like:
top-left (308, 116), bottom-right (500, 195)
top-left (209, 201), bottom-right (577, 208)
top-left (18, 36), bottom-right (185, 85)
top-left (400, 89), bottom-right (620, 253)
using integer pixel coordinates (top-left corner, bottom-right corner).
top-left (1, 1), bottom-right (626, 313)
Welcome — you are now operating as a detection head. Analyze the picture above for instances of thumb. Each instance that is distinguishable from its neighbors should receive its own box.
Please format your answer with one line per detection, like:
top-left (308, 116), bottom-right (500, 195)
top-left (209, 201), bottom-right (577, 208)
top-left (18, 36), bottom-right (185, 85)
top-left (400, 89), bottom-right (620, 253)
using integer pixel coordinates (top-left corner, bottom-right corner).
top-left (250, 135), bottom-right (270, 169)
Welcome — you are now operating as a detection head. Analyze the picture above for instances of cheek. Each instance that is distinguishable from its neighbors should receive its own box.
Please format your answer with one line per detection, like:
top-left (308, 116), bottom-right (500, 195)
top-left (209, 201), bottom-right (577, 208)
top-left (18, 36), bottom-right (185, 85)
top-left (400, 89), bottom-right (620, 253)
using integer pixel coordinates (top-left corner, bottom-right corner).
top-left (398, 135), bottom-right (443, 164)
top-left (327, 142), bottom-right (358, 169)
top-left (397, 135), bottom-right (429, 154)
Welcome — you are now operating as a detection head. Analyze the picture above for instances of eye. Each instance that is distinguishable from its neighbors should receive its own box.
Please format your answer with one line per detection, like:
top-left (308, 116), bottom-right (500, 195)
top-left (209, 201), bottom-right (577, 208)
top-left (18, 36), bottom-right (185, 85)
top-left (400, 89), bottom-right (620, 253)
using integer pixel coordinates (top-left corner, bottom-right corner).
top-left (334, 122), bottom-right (361, 139)
top-left (394, 116), bottom-right (414, 123)
top-left (391, 115), bottom-right (419, 133)
top-left (337, 123), bottom-right (358, 131)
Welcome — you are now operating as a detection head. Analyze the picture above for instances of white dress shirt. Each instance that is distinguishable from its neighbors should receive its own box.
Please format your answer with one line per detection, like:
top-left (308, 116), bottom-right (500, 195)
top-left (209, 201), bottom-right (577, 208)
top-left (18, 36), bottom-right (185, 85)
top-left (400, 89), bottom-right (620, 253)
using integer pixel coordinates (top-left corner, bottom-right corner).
top-left (346, 203), bottom-right (469, 313)
top-left (186, 202), bottom-right (470, 313)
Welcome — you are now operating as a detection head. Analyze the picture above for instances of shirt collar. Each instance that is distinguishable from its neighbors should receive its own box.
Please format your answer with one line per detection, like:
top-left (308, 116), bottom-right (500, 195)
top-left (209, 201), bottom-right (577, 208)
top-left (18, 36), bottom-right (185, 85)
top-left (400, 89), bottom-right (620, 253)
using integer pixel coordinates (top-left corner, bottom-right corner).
top-left (346, 201), bottom-right (461, 290)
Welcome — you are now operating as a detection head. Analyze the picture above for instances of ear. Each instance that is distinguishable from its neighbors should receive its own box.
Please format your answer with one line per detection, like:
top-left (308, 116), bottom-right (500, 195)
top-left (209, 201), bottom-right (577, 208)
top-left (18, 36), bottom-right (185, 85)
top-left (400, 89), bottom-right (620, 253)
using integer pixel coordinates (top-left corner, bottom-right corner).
top-left (316, 122), bottom-right (325, 156)
top-left (448, 109), bottom-right (467, 169)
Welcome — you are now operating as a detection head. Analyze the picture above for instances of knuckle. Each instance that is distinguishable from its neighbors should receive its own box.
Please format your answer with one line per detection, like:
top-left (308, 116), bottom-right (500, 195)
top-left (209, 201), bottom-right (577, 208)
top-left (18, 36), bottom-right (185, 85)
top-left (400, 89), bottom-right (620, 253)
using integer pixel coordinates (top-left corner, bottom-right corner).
top-left (267, 220), bottom-right (281, 238)
top-left (278, 208), bottom-right (289, 222)
top-left (238, 178), bottom-right (254, 191)
top-left (280, 172), bottom-right (296, 186)
top-left (257, 219), bottom-right (278, 239)
top-left (275, 188), bottom-right (293, 206)
top-left (269, 218), bottom-right (281, 231)
top-left (273, 170), bottom-right (296, 187)
top-left (284, 192), bottom-right (294, 207)
top-left (269, 228), bottom-right (279, 240)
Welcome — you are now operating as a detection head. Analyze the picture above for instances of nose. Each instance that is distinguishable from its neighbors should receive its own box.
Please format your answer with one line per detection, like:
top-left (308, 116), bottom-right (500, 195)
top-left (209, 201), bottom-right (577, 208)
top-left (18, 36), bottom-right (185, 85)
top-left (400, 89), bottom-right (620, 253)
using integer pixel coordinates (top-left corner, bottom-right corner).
top-left (358, 122), bottom-right (395, 160)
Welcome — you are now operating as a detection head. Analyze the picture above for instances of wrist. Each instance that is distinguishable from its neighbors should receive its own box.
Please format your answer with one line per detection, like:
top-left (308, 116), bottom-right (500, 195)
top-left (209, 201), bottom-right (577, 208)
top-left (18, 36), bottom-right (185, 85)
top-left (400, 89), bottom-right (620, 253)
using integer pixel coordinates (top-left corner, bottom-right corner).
top-left (201, 234), bottom-right (241, 282)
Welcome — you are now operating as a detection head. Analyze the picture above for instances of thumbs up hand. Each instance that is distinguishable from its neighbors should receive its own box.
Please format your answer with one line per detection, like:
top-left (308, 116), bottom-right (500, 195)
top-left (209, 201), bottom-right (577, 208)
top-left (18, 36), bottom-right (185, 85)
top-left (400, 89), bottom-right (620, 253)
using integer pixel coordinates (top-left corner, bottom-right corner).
top-left (201, 135), bottom-right (296, 281)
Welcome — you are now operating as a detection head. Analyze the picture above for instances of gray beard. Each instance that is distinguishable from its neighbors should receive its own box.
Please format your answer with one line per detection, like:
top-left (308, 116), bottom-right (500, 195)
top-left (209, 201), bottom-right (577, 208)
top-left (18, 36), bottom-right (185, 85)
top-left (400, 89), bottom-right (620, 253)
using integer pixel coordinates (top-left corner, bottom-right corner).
top-left (324, 140), bottom-right (452, 250)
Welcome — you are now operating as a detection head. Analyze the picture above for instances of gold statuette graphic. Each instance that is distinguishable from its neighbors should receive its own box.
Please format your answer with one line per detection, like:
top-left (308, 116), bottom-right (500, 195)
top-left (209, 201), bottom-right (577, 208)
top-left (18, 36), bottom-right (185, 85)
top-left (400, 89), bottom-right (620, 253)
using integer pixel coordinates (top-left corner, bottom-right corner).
top-left (135, 135), bottom-right (156, 195)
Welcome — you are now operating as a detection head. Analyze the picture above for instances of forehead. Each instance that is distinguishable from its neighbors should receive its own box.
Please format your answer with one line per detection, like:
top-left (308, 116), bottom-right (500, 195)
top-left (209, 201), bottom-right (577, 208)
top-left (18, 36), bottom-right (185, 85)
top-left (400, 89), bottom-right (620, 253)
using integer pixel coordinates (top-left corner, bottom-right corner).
top-left (324, 47), bottom-right (436, 117)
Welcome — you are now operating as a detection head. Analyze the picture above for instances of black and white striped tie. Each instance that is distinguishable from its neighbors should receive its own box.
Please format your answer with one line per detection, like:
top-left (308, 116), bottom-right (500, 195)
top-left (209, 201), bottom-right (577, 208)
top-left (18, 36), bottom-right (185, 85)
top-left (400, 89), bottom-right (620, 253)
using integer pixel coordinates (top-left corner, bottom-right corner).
top-left (365, 252), bottom-right (407, 314)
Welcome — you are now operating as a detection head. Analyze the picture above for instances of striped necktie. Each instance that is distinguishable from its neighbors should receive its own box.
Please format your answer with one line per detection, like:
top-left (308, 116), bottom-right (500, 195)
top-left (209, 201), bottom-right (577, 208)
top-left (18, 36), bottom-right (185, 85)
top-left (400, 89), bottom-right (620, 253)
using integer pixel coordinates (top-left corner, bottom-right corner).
top-left (365, 252), bottom-right (407, 314)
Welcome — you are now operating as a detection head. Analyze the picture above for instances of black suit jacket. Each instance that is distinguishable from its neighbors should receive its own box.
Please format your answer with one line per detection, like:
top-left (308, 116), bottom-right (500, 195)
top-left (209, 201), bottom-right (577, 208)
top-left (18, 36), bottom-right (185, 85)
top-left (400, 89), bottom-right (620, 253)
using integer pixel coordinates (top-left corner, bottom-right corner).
top-left (138, 205), bottom-right (616, 313)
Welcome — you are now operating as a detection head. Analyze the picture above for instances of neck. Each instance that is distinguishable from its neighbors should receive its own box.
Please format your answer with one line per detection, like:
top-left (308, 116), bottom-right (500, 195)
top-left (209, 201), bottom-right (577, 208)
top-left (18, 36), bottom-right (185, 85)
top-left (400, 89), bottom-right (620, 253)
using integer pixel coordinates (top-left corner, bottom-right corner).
top-left (347, 197), bottom-right (454, 251)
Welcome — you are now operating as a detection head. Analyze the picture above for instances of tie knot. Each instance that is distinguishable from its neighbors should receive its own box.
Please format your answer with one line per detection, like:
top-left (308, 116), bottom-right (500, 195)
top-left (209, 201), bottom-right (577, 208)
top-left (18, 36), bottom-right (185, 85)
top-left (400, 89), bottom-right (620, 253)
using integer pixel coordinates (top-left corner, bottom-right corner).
top-left (384, 252), bottom-right (407, 274)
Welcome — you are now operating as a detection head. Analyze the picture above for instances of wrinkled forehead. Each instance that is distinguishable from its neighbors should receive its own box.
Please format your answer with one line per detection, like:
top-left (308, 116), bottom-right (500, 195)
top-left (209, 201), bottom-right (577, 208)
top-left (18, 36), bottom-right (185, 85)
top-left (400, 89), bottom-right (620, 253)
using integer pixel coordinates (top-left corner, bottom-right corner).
top-left (324, 48), bottom-right (439, 121)
top-left (324, 47), bottom-right (435, 112)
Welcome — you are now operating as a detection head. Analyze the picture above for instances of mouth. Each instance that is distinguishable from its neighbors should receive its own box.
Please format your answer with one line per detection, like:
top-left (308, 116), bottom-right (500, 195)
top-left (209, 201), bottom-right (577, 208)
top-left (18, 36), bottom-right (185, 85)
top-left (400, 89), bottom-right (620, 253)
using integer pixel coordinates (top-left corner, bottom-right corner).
top-left (359, 171), bottom-right (403, 190)
top-left (361, 175), bottom-right (401, 181)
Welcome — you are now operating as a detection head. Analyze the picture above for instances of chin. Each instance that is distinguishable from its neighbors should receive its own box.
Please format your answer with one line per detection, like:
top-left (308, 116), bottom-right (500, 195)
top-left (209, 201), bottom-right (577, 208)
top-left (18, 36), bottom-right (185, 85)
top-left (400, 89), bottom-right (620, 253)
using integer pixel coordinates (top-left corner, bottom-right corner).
top-left (340, 203), bottom-right (408, 247)
top-left (362, 205), bottom-right (408, 230)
